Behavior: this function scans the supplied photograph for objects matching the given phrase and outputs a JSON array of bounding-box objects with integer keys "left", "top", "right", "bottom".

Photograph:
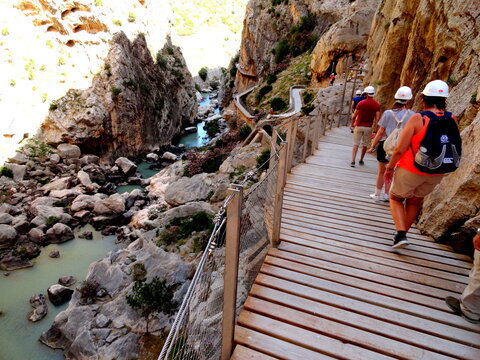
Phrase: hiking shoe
[
  {"left": 359, "top": 160, "right": 364, "bottom": 165},
  {"left": 392, "top": 232, "right": 409, "bottom": 249},
  {"left": 350, "top": 162, "right": 355, "bottom": 167},
  {"left": 445, "top": 296, "right": 480, "bottom": 324},
  {"left": 369, "top": 193, "right": 382, "bottom": 202},
  {"left": 383, "top": 193, "right": 390, "bottom": 202}
]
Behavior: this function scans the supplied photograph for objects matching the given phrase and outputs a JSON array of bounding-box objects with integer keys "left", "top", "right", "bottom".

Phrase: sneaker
[
  {"left": 350, "top": 162, "right": 355, "bottom": 167},
  {"left": 445, "top": 296, "right": 480, "bottom": 324},
  {"left": 383, "top": 193, "right": 390, "bottom": 202},
  {"left": 369, "top": 193, "right": 382, "bottom": 202},
  {"left": 359, "top": 160, "right": 364, "bottom": 165},
  {"left": 392, "top": 232, "right": 409, "bottom": 249}
]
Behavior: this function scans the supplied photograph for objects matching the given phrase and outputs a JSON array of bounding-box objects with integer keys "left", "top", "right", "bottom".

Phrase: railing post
[
  {"left": 302, "top": 116, "right": 311, "bottom": 162},
  {"left": 311, "top": 112, "right": 320, "bottom": 155},
  {"left": 287, "top": 119, "right": 298, "bottom": 173},
  {"left": 269, "top": 127, "right": 278, "bottom": 171},
  {"left": 322, "top": 109, "right": 327, "bottom": 136},
  {"left": 221, "top": 186, "right": 243, "bottom": 360},
  {"left": 272, "top": 142, "right": 288, "bottom": 247}
]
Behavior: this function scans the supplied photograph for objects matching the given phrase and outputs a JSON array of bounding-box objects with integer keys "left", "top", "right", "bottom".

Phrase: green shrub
[
  {"left": 112, "top": 19, "right": 122, "bottom": 26},
  {"left": 257, "top": 85, "right": 273, "bottom": 99},
  {"left": 128, "top": 12, "right": 136, "bottom": 23},
  {"left": 302, "top": 90, "right": 314, "bottom": 104},
  {"left": 274, "top": 40, "right": 290, "bottom": 63},
  {"left": 104, "top": 63, "right": 112, "bottom": 76},
  {"left": 78, "top": 280, "right": 99, "bottom": 304},
  {"left": 157, "top": 227, "right": 180, "bottom": 246},
  {"left": 166, "top": 47, "right": 174, "bottom": 55},
  {"left": 229, "top": 65, "right": 237, "bottom": 77},
  {"left": 1, "top": 28, "right": 9, "bottom": 36},
  {"left": 139, "top": 82, "right": 151, "bottom": 96},
  {"left": 111, "top": 86, "right": 122, "bottom": 96},
  {"left": 198, "top": 67, "right": 208, "bottom": 81},
  {"left": 238, "top": 124, "right": 252, "bottom": 140},
  {"left": 132, "top": 263, "right": 147, "bottom": 280},
  {"left": 58, "top": 57, "right": 65, "bottom": 66},
  {"left": 256, "top": 149, "right": 271, "bottom": 170},
  {"left": 94, "top": 0, "right": 103, "bottom": 6},
  {"left": 209, "top": 80, "right": 219, "bottom": 91},
  {"left": 10, "top": 79, "right": 16, "bottom": 87},
  {"left": 204, "top": 119, "right": 220, "bottom": 137},
  {"left": 156, "top": 53, "right": 167, "bottom": 68},
  {"left": 42, "top": 93, "right": 48, "bottom": 103},
  {"left": 266, "top": 73, "right": 277, "bottom": 84},
  {"left": 123, "top": 79, "right": 137, "bottom": 91},
  {"left": 447, "top": 77, "right": 457, "bottom": 86},
  {"left": 301, "top": 104, "right": 315, "bottom": 115},
  {"left": 46, "top": 40, "right": 53, "bottom": 48},
  {"left": 171, "top": 69, "right": 184, "bottom": 83},
  {"left": 46, "top": 216, "right": 59, "bottom": 227},
  {"left": 270, "top": 97, "right": 287, "bottom": 111},
  {"left": 49, "top": 100, "right": 58, "bottom": 111},
  {"left": 23, "top": 139, "right": 55, "bottom": 158},
  {"left": 471, "top": 92, "right": 478, "bottom": 105},
  {"left": 0, "top": 167, "right": 13, "bottom": 178}
]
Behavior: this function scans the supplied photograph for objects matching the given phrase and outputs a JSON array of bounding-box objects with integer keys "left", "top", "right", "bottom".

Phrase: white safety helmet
[
  {"left": 364, "top": 86, "right": 375, "bottom": 96},
  {"left": 394, "top": 86, "right": 413, "bottom": 102},
  {"left": 421, "top": 80, "right": 449, "bottom": 97},
  {"left": 355, "top": 90, "right": 362, "bottom": 96}
]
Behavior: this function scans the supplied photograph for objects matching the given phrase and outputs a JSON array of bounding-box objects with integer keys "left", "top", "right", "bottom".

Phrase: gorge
[{"left": 0, "top": 0, "right": 479, "bottom": 359}]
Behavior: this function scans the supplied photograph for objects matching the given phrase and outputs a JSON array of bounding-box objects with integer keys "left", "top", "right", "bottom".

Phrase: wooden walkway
[{"left": 231, "top": 127, "right": 480, "bottom": 360}]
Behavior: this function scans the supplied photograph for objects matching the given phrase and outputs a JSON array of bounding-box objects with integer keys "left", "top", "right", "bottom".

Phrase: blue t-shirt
[{"left": 352, "top": 96, "right": 364, "bottom": 110}]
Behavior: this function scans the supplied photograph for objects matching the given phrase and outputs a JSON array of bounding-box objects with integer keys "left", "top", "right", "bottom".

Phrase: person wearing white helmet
[
  {"left": 384, "top": 79, "right": 459, "bottom": 249},
  {"left": 350, "top": 85, "right": 380, "bottom": 167},
  {"left": 367, "top": 86, "right": 415, "bottom": 202},
  {"left": 329, "top": 72, "right": 336, "bottom": 86},
  {"left": 350, "top": 89, "right": 365, "bottom": 113}
]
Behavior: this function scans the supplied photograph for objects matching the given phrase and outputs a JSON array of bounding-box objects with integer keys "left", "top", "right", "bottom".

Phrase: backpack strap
[{"left": 390, "top": 110, "right": 409, "bottom": 128}]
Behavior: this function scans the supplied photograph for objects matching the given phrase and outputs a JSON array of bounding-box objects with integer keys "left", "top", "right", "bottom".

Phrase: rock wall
[
  {"left": 364, "top": 0, "right": 480, "bottom": 251},
  {"left": 39, "top": 33, "right": 197, "bottom": 160}
]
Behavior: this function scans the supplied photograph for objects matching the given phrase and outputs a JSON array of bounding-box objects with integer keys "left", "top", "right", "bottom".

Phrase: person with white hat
[
  {"left": 367, "top": 86, "right": 415, "bottom": 201},
  {"left": 350, "top": 89, "right": 365, "bottom": 114},
  {"left": 350, "top": 85, "right": 380, "bottom": 167},
  {"left": 384, "top": 80, "right": 460, "bottom": 249}
]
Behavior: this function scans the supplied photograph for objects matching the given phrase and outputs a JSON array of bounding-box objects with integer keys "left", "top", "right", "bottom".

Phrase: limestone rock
[
  {"left": 146, "top": 153, "right": 159, "bottom": 162},
  {"left": 0, "top": 224, "right": 17, "bottom": 249},
  {"left": 80, "top": 155, "right": 100, "bottom": 166},
  {"left": 28, "top": 293, "right": 48, "bottom": 322},
  {"left": 28, "top": 228, "right": 45, "bottom": 243},
  {"left": 41, "top": 177, "right": 71, "bottom": 192},
  {"left": 161, "top": 152, "right": 178, "bottom": 161},
  {"left": 49, "top": 189, "right": 82, "bottom": 199},
  {"left": 71, "top": 194, "right": 107, "bottom": 212},
  {"left": 219, "top": 142, "right": 264, "bottom": 174},
  {"left": 57, "top": 144, "right": 81, "bottom": 160},
  {"left": 49, "top": 250, "right": 60, "bottom": 258},
  {"left": 50, "top": 154, "right": 61, "bottom": 163},
  {"left": 115, "top": 157, "right": 137, "bottom": 175},
  {"left": 46, "top": 223, "right": 74, "bottom": 243},
  {"left": 0, "top": 213, "right": 14, "bottom": 224},
  {"left": 93, "top": 195, "right": 126, "bottom": 215},
  {"left": 164, "top": 173, "right": 229, "bottom": 206},
  {"left": 8, "top": 153, "right": 28, "bottom": 165},
  {"left": 47, "top": 284, "right": 74, "bottom": 306},
  {"left": 59, "top": 276, "right": 77, "bottom": 287},
  {"left": 31, "top": 205, "right": 71, "bottom": 227},
  {"left": 4, "top": 163, "right": 27, "bottom": 181},
  {"left": 146, "top": 161, "right": 185, "bottom": 201}
]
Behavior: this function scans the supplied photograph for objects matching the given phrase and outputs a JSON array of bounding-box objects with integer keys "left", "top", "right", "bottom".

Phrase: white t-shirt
[{"left": 378, "top": 109, "right": 415, "bottom": 140}]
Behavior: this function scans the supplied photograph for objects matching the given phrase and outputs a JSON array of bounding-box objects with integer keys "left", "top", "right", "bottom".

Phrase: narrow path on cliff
[{"left": 232, "top": 127, "right": 480, "bottom": 360}]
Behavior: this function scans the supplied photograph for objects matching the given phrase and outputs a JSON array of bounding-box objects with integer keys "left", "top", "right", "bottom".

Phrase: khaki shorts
[
  {"left": 391, "top": 167, "right": 444, "bottom": 198},
  {"left": 353, "top": 126, "right": 372, "bottom": 146}
]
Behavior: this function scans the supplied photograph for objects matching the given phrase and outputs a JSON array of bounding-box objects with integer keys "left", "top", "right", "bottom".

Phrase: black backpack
[{"left": 413, "top": 111, "right": 462, "bottom": 174}]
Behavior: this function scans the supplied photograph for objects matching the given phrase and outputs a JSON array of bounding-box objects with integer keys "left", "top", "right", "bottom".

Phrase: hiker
[
  {"left": 445, "top": 230, "right": 480, "bottom": 324},
  {"left": 367, "top": 86, "right": 415, "bottom": 202},
  {"left": 350, "top": 86, "right": 380, "bottom": 167},
  {"left": 329, "top": 73, "right": 336, "bottom": 86},
  {"left": 351, "top": 90, "right": 365, "bottom": 114},
  {"left": 384, "top": 80, "right": 461, "bottom": 249}
]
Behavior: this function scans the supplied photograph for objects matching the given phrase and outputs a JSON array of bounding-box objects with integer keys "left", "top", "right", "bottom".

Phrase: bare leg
[
  {"left": 376, "top": 162, "right": 386, "bottom": 190},
  {"left": 351, "top": 145, "right": 359, "bottom": 163},
  {"left": 359, "top": 146, "right": 368, "bottom": 162},
  {"left": 389, "top": 194, "right": 407, "bottom": 231},
  {"left": 405, "top": 196, "right": 423, "bottom": 231}
]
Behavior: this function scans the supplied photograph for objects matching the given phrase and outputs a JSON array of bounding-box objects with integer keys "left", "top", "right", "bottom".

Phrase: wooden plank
[
  {"left": 248, "top": 285, "right": 480, "bottom": 358},
  {"left": 281, "top": 227, "right": 472, "bottom": 270},
  {"left": 259, "top": 263, "right": 480, "bottom": 332},
  {"left": 237, "top": 312, "right": 392, "bottom": 360},
  {"left": 280, "top": 231, "right": 471, "bottom": 275},
  {"left": 264, "top": 253, "right": 455, "bottom": 308},
  {"left": 277, "top": 241, "right": 467, "bottom": 291},
  {"left": 231, "top": 345, "right": 279, "bottom": 360},
  {"left": 244, "top": 297, "right": 455, "bottom": 360}
]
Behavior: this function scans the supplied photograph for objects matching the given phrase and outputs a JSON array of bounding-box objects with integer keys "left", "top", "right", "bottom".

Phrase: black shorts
[{"left": 377, "top": 140, "right": 389, "bottom": 163}]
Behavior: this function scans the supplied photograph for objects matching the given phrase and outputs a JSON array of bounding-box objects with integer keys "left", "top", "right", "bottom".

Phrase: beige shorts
[
  {"left": 391, "top": 167, "right": 444, "bottom": 198},
  {"left": 353, "top": 126, "right": 372, "bottom": 146}
]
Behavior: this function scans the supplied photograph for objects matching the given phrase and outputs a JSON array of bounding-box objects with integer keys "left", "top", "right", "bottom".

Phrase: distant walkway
[
  {"left": 236, "top": 64, "right": 257, "bottom": 78},
  {"left": 232, "top": 127, "right": 480, "bottom": 359}
]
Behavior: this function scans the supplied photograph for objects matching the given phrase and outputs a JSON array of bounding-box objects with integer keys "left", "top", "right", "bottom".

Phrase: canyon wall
[{"left": 1, "top": 0, "right": 197, "bottom": 160}]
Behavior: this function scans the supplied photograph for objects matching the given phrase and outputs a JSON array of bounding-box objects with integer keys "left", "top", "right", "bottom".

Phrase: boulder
[
  {"left": 93, "top": 195, "right": 126, "bottom": 215},
  {"left": 49, "top": 189, "right": 82, "bottom": 199},
  {"left": 49, "top": 154, "right": 61, "bottom": 163},
  {"left": 46, "top": 223, "right": 74, "bottom": 243},
  {"left": 73, "top": 210, "right": 90, "bottom": 220},
  {"left": 77, "top": 170, "right": 97, "bottom": 191},
  {"left": 95, "top": 314, "right": 111, "bottom": 328},
  {"left": 47, "top": 284, "right": 74, "bottom": 306},
  {"left": 49, "top": 250, "right": 60, "bottom": 258},
  {"left": 80, "top": 155, "right": 100, "bottom": 166},
  {"left": 58, "top": 276, "right": 77, "bottom": 287},
  {"left": 78, "top": 231, "right": 93, "bottom": 240},
  {"left": 41, "top": 177, "right": 71, "bottom": 192},
  {"left": 30, "top": 197, "right": 61, "bottom": 211},
  {"left": 184, "top": 126, "right": 197, "bottom": 134},
  {"left": 4, "top": 163, "right": 26, "bottom": 181},
  {"left": 8, "top": 152, "right": 28, "bottom": 165},
  {"left": 28, "top": 227, "right": 45, "bottom": 243},
  {"left": 71, "top": 194, "right": 106, "bottom": 212},
  {"left": 31, "top": 206, "right": 71, "bottom": 227},
  {"left": 0, "top": 224, "right": 17, "bottom": 249},
  {"left": 146, "top": 153, "right": 159, "bottom": 162},
  {"left": 0, "top": 213, "right": 14, "bottom": 224},
  {"left": 115, "top": 157, "right": 137, "bottom": 175},
  {"left": 219, "top": 142, "right": 264, "bottom": 174},
  {"left": 57, "top": 144, "right": 81, "bottom": 160},
  {"left": 28, "top": 293, "right": 48, "bottom": 322},
  {"left": 161, "top": 152, "right": 178, "bottom": 161},
  {"left": 12, "top": 215, "right": 29, "bottom": 234},
  {"left": 0, "top": 203, "right": 20, "bottom": 215}
]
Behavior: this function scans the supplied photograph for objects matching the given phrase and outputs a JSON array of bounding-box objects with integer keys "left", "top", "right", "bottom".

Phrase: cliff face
[
  {"left": 1, "top": 0, "right": 197, "bottom": 160},
  {"left": 236, "top": 0, "right": 349, "bottom": 91},
  {"left": 39, "top": 33, "right": 197, "bottom": 159}
]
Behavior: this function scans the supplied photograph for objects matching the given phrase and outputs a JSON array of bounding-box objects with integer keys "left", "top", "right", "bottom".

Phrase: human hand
[
  {"left": 384, "top": 167, "right": 394, "bottom": 183},
  {"left": 350, "top": 126, "right": 354, "bottom": 133},
  {"left": 367, "top": 147, "right": 375, "bottom": 154}
]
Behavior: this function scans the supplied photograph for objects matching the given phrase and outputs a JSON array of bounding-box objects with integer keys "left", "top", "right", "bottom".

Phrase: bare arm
[
  {"left": 369, "top": 127, "right": 386, "bottom": 151},
  {"left": 351, "top": 108, "right": 359, "bottom": 127}
]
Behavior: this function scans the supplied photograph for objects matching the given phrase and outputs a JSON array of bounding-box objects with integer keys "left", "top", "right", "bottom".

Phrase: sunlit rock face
[
  {"left": 236, "top": 0, "right": 350, "bottom": 91},
  {"left": 1, "top": 0, "right": 196, "bottom": 160}
]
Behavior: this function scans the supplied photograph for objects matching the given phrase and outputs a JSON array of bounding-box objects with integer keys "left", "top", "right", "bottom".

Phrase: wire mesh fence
[{"left": 158, "top": 149, "right": 281, "bottom": 360}]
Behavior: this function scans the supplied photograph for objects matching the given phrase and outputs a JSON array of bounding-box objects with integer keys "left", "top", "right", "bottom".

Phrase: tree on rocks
[{"left": 126, "top": 277, "right": 177, "bottom": 334}]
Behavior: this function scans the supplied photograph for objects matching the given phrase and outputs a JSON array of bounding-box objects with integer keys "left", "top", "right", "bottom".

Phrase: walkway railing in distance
[{"left": 158, "top": 107, "right": 329, "bottom": 360}]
